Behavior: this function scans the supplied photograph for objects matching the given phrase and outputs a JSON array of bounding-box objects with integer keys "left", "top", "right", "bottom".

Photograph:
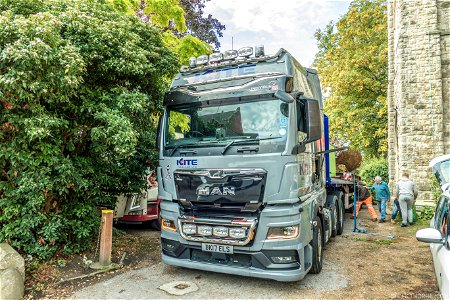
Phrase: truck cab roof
[{"left": 165, "top": 48, "right": 323, "bottom": 108}]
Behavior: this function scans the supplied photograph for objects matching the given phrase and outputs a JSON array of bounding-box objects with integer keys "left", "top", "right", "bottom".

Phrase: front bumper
[{"left": 161, "top": 237, "right": 310, "bottom": 282}]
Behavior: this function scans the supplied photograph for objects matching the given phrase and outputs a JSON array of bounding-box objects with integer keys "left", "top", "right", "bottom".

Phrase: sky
[{"left": 203, "top": 0, "right": 351, "bottom": 68}]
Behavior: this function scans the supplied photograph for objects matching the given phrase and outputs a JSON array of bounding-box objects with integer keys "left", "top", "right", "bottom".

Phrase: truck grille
[{"left": 177, "top": 217, "right": 257, "bottom": 246}]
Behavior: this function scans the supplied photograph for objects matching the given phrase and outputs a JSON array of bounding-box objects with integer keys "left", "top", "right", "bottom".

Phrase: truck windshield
[{"left": 164, "top": 99, "right": 289, "bottom": 149}]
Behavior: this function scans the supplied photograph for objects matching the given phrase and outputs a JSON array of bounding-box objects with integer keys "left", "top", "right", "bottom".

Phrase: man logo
[{"left": 197, "top": 186, "right": 235, "bottom": 196}]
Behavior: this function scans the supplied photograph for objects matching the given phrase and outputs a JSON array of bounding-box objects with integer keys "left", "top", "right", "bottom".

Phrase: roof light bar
[
  {"left": 255, "top": 45, "right": 265, "bottom": 57},
  {"left": 238, "top": 46, "right": 253, "bottom": 58},
  {"left": 196, "top": 55, "right": 209, "bottom": 65},
  {"left": 189, "top": 57, "right": 196, "bottom": 68},
  {"left": 223, "top": 50, "right": 238, "bottom": 60},
  {"left": 209, "top": 52, "right": 223, "bottom": 63}
]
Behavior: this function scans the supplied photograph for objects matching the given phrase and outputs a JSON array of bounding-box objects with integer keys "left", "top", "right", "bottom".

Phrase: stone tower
[{"left": 388, "top": 0, "right": 450, "bottom": 204}]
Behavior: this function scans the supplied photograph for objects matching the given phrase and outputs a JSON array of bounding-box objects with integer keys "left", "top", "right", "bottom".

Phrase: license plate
[{"left": 202, "top": 243, "right": 233, "bottom": 254}]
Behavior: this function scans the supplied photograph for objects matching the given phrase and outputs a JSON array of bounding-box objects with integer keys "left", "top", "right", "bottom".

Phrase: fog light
[
  {"left": 213, "top": 226, "right": 228, "bottom": 237},
  {"left": 196, "top": 55, "right": 209, "bottom": 65},
  {"left": 127, "top": 210, "right": 142, "bottom": 216},
  {"left": 223, "top": 50, "right": 238, "bottom": 60},
  {"left": 271, "top": 256, "right": 296, "bottom": 264},
  {"left": 229, "top": 227, "right": 246, "bottom": 239},
  {"left": 267, "top": 225, "right": 299, "bottom": 240},
  {"left": 161, "top": 218, "right": 177, "bottom": 232},
  {"left": 238, "top": 46, "right": 253, "bottom": 57},
  {"left": 255, "top": 45, "right": 265, "bottom": 57},
  {"left": 189, "top": 57, "right": 196, "bottom": 68},
  {"left": 209, "top": 52, "right": 223, "bottom": 63},
  {"left": 182, "top": 223, "right": 196, "bottom": 235},
  {"left": 197, "top": 225, "right": 212, "bottom": 236}
]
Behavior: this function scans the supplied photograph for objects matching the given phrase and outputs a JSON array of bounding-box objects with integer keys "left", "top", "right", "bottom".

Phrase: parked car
[{"left": 416, "top": 154, "right": 450, "bottom": 299}]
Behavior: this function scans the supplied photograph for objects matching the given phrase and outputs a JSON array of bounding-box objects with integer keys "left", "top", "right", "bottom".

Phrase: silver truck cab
[{"left": 157, "top": 47, "right": 331, "bottom": 281}]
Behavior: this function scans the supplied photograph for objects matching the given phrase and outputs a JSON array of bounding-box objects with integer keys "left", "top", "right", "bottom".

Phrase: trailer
[{"left": 157, "top": 47, "right": 355, "bottom": 281}]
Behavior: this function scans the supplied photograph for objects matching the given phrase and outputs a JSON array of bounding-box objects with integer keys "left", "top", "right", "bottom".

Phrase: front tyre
[{"left": 309, "top": 216, "right": 323, "bottom": 274}]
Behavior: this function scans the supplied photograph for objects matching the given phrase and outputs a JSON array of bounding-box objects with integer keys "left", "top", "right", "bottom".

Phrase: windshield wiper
[
  {"left": 221, "top": 136, "right": 282, "bottom": 155},
  {"left": 169, "top": 141, "right": 222, "bottom": 156}
]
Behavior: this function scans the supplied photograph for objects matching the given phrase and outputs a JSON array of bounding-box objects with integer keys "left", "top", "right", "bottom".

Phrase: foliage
[
  {"left": 358, "top": 157, "right": 389, "bottom": 185},
  {"left": 314, "top": 0, "right": 387, "bottom": 157},
  {"left": 179, "top": 0, "right": 225, "bottom": 50},
  {"left": 417, "top": 206, "right": 435, "bottom": 221},
  {"left": 0, "top": 0, "right": 178, "bottom": 259}
]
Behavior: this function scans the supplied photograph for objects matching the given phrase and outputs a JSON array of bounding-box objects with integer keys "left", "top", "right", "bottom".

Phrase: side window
[
  {"left": 434, "top": 196, "right": 446, "bottom": 229},
  {"left": 435, "top": 196, "right": 449, "bottom": 235}
]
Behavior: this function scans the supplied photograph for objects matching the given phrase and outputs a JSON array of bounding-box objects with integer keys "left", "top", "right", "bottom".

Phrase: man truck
[{"left": 156, "top": 47, "right": 354, "bottom": 281}]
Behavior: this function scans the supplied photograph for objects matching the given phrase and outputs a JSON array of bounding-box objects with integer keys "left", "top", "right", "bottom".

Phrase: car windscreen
[{"left": 164, "top": 98, "right": 289, "bottom": 150}]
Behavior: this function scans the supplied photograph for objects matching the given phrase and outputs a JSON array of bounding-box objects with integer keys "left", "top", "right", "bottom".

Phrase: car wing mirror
[{"left": 416, "top": 228, "right": 445, "bottom": 244}]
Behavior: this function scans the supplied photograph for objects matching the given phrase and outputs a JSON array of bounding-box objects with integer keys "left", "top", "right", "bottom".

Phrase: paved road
[{"left": 72, "top": 259, "right": 348, "bottom": 299}]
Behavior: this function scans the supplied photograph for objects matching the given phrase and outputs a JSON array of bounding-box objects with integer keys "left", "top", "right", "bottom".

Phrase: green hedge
[
  {"left": 0, "top": 0, "right": 178, "bottom": 259},
  {"left": 359, "top": 157, "right": 389, "bottom": 185}
]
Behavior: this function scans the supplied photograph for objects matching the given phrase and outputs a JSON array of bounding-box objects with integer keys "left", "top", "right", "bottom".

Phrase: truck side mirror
[{"left": 303, "top": 99, "right": 321, "bottom": 143}]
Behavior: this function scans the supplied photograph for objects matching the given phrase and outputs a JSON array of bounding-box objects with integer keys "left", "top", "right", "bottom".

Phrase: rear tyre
[
  {"left": 331, "top": 197, "right": 338, "bottom": 237},
  {"left": 335, "top": 193, "right": 345, "bottom": 235},
  {"left": 152, "top": 208, "right": 161, "bottom": 231},
  {"left": 310, "top": 216, "right": 323, "bottom": 274}
]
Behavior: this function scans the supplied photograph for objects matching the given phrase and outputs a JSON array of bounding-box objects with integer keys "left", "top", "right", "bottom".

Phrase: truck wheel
[
  {"left": 331, "top": 197, "right": 338, "bottom": 237},
  {"left": 335, "top": 192, "right": 345, "bottom": 235},
  {"left": 152, "top": 209, "right": 161, "bottom": 231},
  {"left": 310, "top": 216, "right": 323, "bottom": 274}
]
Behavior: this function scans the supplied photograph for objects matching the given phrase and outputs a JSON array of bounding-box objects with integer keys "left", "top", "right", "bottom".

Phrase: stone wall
[{"left": 388, "top": 0, "right": 450, "bottom": 205}]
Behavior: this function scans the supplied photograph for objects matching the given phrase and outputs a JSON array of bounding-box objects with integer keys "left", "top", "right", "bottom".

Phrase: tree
[
  {"left": 0, "top": 0, "right": 178, "bottom": 259},
  {"left": 179, "top": 0, "right": 225, "bottom": 50},
  {"left": 314, "top": 0, "right": 387, "bottom": 157}
]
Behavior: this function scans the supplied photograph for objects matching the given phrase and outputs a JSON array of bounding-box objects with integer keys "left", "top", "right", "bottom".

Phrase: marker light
[
  {"left": 180, "top": 65, "right": 190, "bottom": 72},
  {"left": 223, "top": 50, "right": 238, "bottom": 60},
  {"left": 189, "top": 57, "right": 196, "bottom": 68},
  {"left": 238, "top": 46, "right": 253, "bottom": 57},
  {"left": 255, "top": 45, "right": 265, "bottom": 57},
  {"left": 196, "top": 55, "right": 209, "bottom": 65},
  {"left": 209, "top": 52, "right": 223, "bottom": 63},
  {"left": 267, "top": 225, "right": 299, "bottom": 240}
]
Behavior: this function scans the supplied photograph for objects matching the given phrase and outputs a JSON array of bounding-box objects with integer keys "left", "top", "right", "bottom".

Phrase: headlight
[
  {"left": 182, "top": 223, "right": 196, "bottom": 235},
  {"left": 229, "top": 227, "right": 246, "bottom": 239},
  {"left": 161, "top": 218, "right": 177, "bottom": 232},
  {"left": 197, "top": 225, "right": 213, "bottom": 236},
  {"left": 213, "top": 226, "right": 228, "bottom": 237},
  {"left": 267, "top": 225, "right": 299, "bottom": 240}
]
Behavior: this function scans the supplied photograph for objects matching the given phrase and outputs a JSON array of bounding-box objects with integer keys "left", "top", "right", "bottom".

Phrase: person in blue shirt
[{"left": 370, "top": 176, "right": 391, "bottom": 223}]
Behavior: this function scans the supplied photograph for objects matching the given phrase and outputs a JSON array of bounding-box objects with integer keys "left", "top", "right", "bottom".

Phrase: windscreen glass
[{"left": 164, "top": 99, "right": 289, "bottom": 149}]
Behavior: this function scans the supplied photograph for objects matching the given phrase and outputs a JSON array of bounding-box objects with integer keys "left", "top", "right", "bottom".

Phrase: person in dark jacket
[{"left": 354, "top": 185, "right": 378, "bottom": 222}]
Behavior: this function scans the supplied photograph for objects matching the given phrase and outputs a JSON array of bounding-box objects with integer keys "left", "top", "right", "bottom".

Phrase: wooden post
[{"left": 99, "top": 209, "right": 113, "bottom": 266}]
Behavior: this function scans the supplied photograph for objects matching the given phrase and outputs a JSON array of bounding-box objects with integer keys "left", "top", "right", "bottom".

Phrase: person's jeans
[
  {"left": 377, "top": 199, "right": 387, "bottom": 220},
  {"left": 392, "top": 199, "right": 401, "bottom": 220}
]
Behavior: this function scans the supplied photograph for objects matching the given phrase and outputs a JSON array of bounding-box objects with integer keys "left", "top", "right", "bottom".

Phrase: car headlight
[
  {"left": 267, "top": 225, "right": 299, "bottom": 240},
  {"left": 182, "top": 223, "right": 196, "bottom": 235},
  {"left": 229, "top": 227, "right": 246, "bottom": 239}
]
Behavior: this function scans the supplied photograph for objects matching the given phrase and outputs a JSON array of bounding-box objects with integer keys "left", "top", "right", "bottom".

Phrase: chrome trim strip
[{"left": 177, "top": 218, "right": 257, "bottom": 246}]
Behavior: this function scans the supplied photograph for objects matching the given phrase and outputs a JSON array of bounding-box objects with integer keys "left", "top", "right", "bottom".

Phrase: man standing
[
  {"left": 397, "top": 172, "right": 418, "bottom": 227},
  {"left": 370, "top": 176, "right": 391, "bottom": 223},
  {"left": 355, "top": 185, "right": 378, "bottom": 222}
]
